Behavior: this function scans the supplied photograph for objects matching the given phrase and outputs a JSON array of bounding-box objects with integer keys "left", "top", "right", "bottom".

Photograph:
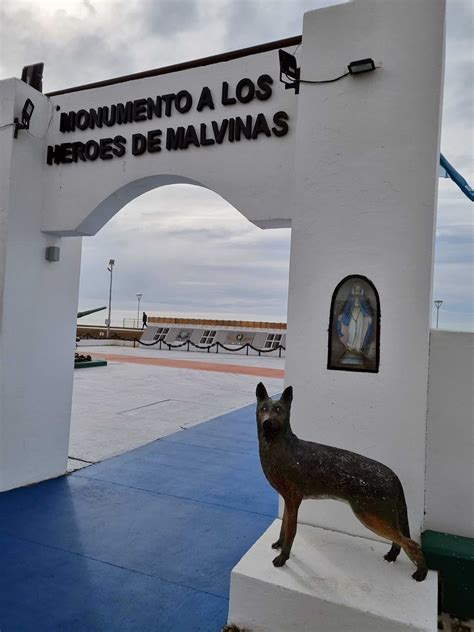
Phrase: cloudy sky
[{"left": 1, "top": 0, "right": 472, "bottom": 329}]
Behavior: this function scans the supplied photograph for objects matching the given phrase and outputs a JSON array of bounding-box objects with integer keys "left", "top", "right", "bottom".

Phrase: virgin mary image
[{"left": 336, "top": 284, "right": 374, "bottom": 366}]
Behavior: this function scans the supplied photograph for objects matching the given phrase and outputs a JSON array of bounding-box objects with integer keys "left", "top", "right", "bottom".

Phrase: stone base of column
[{"left": 228, "top": 519, "right": 437, "bottom": 632}]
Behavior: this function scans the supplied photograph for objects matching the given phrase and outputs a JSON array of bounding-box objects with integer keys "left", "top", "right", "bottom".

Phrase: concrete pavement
[{"left": 69, "top": 345, "right": 284, "bottom": 469}]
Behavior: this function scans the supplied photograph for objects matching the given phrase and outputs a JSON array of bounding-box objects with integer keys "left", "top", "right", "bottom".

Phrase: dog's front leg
[
  {"left": 272, "top": 501, "right": 287, "bottom": 549},
  {"left": 273, "top": 497, "right": 301, "bottom": 567}
]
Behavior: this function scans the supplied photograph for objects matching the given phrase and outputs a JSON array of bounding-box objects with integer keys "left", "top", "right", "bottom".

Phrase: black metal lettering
[
  {"left": 236, "top": 78, "right": 255, "bottom": 104},
  {"left": 252, "top": 113, "right": 271, "bottom": 139},
  {"left": 211, "top": 119, "right": 228, "bottom": 144},
  {"left": 116, "top": 102, "right": 133, "bottom": 125},
  {"left": 197, "top": 86, "right": 215, "bottom": 112},
  {"left": 166, "top": 127, "right": 185, "bottom": 150},
  {"left": 62, "top": 143, "right": 73, "bottom": 163},
  {"left": 72, "top": 142, "right": 86, "bottom": 162},
  {"left": 112, "top": 135, "right": 126, "bottom": 157},
  {"left": 175, "top": 90, "right": 192, "bottom": 114},
  {"left": 256, "top": 74, "right": 273, "bottom": 101},
  {"left": 228, "top": 117, "right": 235, "bottom": 142},
  {"left": 200, "top": 123, "right": 215, "bottom": 146},
  {"left": 221, "top": 82, "right": 236, "bottom": 106},
  {"left": 46, "top": 144, "right": 64, "bottom": 165},
  {"left": 76, "top": 109, "right": 90, "bottom": 130},
  {"left": 84, "top": 140, "right": 100, "bottom": 160},
  {"left": 89, "top": 108, "right": 103, "bottom": 130},
  {"left": 99, "top": 138, "right": 114, "bottom": 159},
  {"left": 272, "top": 111, "right": 289, "bottom": 137},
  {"left": 235, "top": 115, "right": 253, "bottom": 141},
  {"left": 162, "top": 94, "right": 176, "bottom": 117},
  {"left": 59, "top": 111, "right": 75, "bottom": 133},
  {"left": 102, "top": 105, "right": 116, "bottom": 127},
  {"left": 147, "top": 129, "right": 162, "bottom": 153},
  {"left": 133, "top": 99, "right": 147, "bottom": 122},
  {"left": 132, "top": 133, "right": 147, "bottom": 155},
  {"left": 183, "top": 125, "right": 200, "bottom": 148},
  {"left": 147, "top": 96, "right": 162, "bottom": 119}
]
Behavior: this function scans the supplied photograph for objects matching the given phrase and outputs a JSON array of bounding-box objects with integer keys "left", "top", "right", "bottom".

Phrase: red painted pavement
[{"left": 91, "top": 352, "right": 285, "bottom": 379}]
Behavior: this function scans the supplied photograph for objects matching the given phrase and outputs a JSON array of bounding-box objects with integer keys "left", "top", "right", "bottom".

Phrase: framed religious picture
[{"left": 327, "top": 275, "right": 380, "bottom": 372}]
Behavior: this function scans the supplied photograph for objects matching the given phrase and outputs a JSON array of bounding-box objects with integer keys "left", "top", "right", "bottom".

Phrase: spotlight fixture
[
  {"left": 278, "top": 49, "right": 300, "bottom": 94},
  {"left": 278, "top": 51, "right": 377, "bottom": 93},
  {"left": 14, "top": 98, "right": 35, "bottom": 138},
  {"left": 21, "top": 62, "right": 44, "bottom": 92},
  {"left": 347, "top": 58, "right": 376, "bottom": 75}
]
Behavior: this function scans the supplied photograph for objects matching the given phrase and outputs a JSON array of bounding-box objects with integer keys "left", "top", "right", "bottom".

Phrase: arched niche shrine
[{"left": 328, "top": 275, "right": 380, "bottom": 373}]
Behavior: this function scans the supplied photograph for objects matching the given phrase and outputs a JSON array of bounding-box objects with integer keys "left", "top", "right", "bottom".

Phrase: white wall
[
  {"left": 285, "top": 0, "right": 445, "bottom": 539},
  {"left": 425, "top": 330, "right": 474, "bottom": 538},
  {"left": 0, "top": 80, "right": 82, "bottom": 491}
]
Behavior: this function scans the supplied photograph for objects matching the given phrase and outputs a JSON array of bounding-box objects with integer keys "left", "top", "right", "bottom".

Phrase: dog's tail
[{"left": 397, "top": 481, "right": 410, "bottom": 539}]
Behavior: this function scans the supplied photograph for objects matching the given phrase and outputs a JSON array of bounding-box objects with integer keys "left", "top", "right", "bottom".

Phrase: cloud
[
  {"left": 138, "top": 0, "right": 200, "bottom": 37},
  {"left": 221, "top": 0, "right": 328, "bottom": 48},
  {"left": 78, "top": 184, "right": 291, "bottom": 320},
  {"left": 82, "top": 0, "right": 96, "bottom": 15},
  {"left": 0, "top": 0, "right": 344, "bottom": 93},
  {"left": 0, "top": 0, "right": 135, "bottom": 90}
]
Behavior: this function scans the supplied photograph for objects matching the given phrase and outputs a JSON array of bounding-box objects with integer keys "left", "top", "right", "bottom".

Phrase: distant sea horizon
[
  {"left": 77, "top": 306, "right": 473, "bottom": 333},
  {"left": 78, "top": 308, "right": 289, "bottom": 328}
]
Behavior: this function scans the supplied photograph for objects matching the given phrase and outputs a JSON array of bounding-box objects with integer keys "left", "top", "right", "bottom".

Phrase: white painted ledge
[{"left": 228, "top": 520, "right": 437, "bottom": 632}]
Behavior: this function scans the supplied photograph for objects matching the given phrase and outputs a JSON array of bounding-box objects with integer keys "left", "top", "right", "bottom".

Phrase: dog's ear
[
  {"left": 256, "top": 382, "right": 269, "bottom": 401},
  {"left": 281, "top": 386, "right": 293, "bottom": 406}
]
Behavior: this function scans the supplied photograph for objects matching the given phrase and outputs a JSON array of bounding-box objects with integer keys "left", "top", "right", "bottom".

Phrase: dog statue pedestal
[{"left": 228, "top": 520, "right": 437, "bottom": 632}]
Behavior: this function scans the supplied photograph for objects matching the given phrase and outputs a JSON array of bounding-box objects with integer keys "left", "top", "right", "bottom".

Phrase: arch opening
[
  {"left": 75, "top": 174, "right": 242, "bottom": 237},
  {"left": 73, "top": 182, "right": 290, "bottom": 468}
]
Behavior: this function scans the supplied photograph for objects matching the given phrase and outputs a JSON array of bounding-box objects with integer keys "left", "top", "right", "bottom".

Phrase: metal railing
[{"left": 122, "top": 318, "right": 141, "bottom": 329}]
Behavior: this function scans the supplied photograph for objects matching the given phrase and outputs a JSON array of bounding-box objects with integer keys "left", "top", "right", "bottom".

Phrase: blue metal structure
[{"left": 439, "top": 154, "right": 474, "bottom": 202}]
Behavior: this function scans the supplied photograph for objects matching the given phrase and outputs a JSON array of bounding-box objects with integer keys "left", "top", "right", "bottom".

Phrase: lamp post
[
  {"left": 434, "top": 300, "right": 443, "bottom": 328},
  {"left": 136, "top": 293, "right": 143, "bottom": 329},
  {"left": 106, "top": 259, "right": 115, "bottom": 338}
]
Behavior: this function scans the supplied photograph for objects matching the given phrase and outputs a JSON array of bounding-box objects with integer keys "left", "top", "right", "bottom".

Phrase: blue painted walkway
[{"left": 0, "top": 403, "right": 277, "bottom": 632}]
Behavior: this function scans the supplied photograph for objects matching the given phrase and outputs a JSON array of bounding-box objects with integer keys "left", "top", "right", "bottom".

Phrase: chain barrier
[
  {"left": 78, "top": 332, "right": 285, "bottom": 356},
  {"left": 136, "top": 338, "right": 285, "bottom": 356}
]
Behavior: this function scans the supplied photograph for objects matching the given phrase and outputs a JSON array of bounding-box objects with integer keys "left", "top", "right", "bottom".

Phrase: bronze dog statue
[{"left": 256, "top": 382, "right": 428, "bottom": 581}]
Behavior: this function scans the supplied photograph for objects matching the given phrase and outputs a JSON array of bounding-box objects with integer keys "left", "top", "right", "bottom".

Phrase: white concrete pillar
[
  {"left": 284, "top": 0, "right": 445, "bottom": 539},
  {"left": 0, "top": 79, "right": 82, "bottom": 491}
]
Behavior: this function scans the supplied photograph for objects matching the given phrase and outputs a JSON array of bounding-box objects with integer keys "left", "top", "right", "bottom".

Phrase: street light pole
[
  {"left": 434, "top": 300, "right": 443, "bottom": 328},
  {"left": 106, "top": 259, "right": 115, "bottom": 338},
  {"left": 136, "top": 293, "right": 143, "bottom": 328}
]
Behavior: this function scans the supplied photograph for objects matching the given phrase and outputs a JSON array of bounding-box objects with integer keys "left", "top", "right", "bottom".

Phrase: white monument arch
[{"left": 1, "top": 1, "right": 450, "bottom": 629}]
